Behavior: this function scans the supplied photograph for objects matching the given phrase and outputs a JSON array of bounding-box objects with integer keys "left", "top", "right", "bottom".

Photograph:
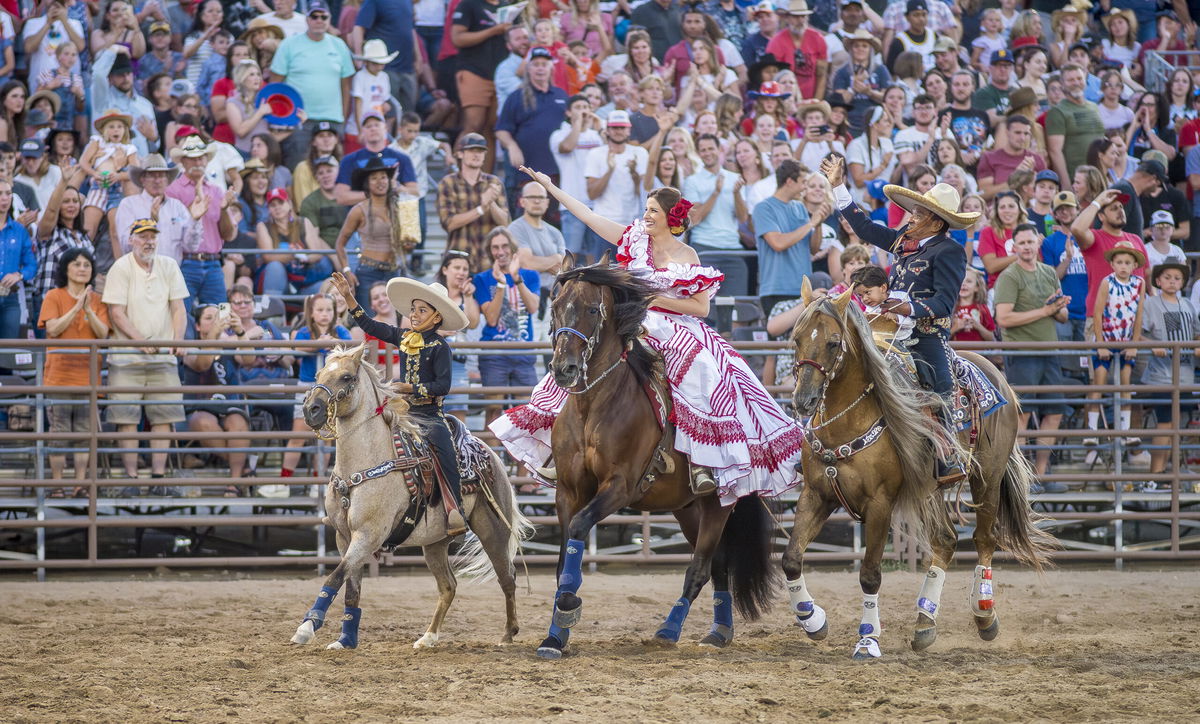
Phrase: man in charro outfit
[
  {"left": 331, "top": 271, "right": 473, "bottom": 535},
  {"left": 820, "top": 155, "right": 980, "bottom": 485}
]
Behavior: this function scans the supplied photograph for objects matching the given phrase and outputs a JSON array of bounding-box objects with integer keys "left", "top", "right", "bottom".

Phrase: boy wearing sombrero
[
  {"left": 822, "top": 155, "right": 978, "bottom": 485},
  {"left": 330, "top": 271, "right": 474, "bottom": 536}
]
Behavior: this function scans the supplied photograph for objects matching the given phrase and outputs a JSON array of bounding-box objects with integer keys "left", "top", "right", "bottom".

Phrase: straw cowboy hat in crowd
[
  {"left": 883, "top": 183, "right": 981, "bottom": 230},
  {"left": 1051, "top": 0, "right": 1090, "bottom": 36},
  {"left": 93, "top": 108, "right": 132, "bottom": 134},
  {"left": 354, "top": 39, "right": 400, "bottom": 65},
  {"left": 239, "top": 17, "right": 286, "bottom": 44},
  {"left": 1103, "top": 239, "right": 1147, "bottom": 268},
  {"left": 1101, "top": 7, "right": 1137, "bottom": 38},
  {"left": 386, "top": 279, "right": 470, "bottom": 332},
  {"left": 842, "top": 28, "right": 881, "bottom": 54},
  {"left": 797, "top": 99, "right": 831, "bottom": 119},
  {"left": 130, "top": 154, "right": 180, "bottom": 186},
  {"left": 170, "top": 135, "right": 216, "bottom": 161}
]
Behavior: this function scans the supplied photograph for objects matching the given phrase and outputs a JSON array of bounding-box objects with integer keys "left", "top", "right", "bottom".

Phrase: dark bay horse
[
  {"left": 535, "top": 259, "right": 777, "bottom": 659},
  {"left": 784, "top": 280, "right": 1056, "bottom": 659}
]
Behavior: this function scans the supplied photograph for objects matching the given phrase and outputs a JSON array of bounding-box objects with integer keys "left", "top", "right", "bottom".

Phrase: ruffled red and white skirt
[{"left": 490, "top": 308, "right": 803, "bottom": 505}]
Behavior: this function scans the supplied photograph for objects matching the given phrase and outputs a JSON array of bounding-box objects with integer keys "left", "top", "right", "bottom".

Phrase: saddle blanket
[{"left": 951, "top": 356, "right": 1007, "bottom": 430}]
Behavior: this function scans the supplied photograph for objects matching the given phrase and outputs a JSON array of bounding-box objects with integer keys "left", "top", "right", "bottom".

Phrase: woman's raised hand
[{"left": 519, "top": 166, "right": 552, "bottom": 189}]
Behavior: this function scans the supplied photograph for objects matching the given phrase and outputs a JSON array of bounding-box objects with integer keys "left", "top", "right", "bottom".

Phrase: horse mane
[
  {"left": 556, "top": 261, "right": 664, "bottom": 386},
  {"left": 327, "top": 344, "right": 420, "bottom": 437}
]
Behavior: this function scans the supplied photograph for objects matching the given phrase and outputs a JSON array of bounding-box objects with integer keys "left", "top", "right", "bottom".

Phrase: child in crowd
[
  {"left": 392, "top": 111, "right": 450, "bottom": 254},
  {"left": 529, "top": 18, "right": 570, "bottom": 87},
  {"left": 37, "top": 42, "right": 85, "bottom": 132},
  {"left": 79, "top": 110, "right": 139, "bottom": 238},
  {"left": 952, "top": 268, "right": 996, "bottom": 342},
  {"left": 1086, "top": 241, "right": 1146, "bottom": 446},
  {"left": 195, "top": 29, "right": 233, "bottom": 107},
  {"left": 347, "top": 39, "right": 397, "bottom": 152},
  {"left": 280, "top": 292, "right": 353, "bottom": 489},
  {"left": 971, "top": 9, "right": 1007, "bottom": 71},
  {"left": 1041, "top": 191, "right": 1089, "bottom": 342},
  {"left": 561, "top": 39, "right": 600, "bottom": 95},
  {"left": 854, "top": 264, "right": 915, "bottom": 344},
  {"left": 1144, "top": 210, "right": 1187, "bottom": 280},
  {"left": 826, "top": 244, "right": 871, "bottom": 310}
]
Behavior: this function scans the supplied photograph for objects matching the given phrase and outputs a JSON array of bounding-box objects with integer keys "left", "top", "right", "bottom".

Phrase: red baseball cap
[
  {"left": 174, "top": 124, "right": 199, "bottom": 139},
  {"left": 266, "top": 188, "right": 289, "bottom": 203}
]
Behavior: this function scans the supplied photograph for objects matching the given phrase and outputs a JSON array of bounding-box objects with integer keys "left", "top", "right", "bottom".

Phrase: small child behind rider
[
  {"left": 853, "top": 264, "right": 915, "bottom": 343},
  {"left": 952, "top": 268, "right": 996, "bottom": 342}
]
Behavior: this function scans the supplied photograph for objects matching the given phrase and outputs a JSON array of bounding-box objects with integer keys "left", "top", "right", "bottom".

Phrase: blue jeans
[
  {"left": 257, "top": 258, "right": 334, "bottom": 297},
  {"left": 560, "top": 209, "right": 587, "bottom": 257},
  {"left": 479, "top": 354, "right": 539, "bottom": 390},
  {"left": 353, "top": 261, "right": 404, "bottom": 312},
  {"left": 0, "top": 292, "right": 20, "bottom": 340},
  {"left": 180, "top": 259, "right": 226, "bottom": 314}
]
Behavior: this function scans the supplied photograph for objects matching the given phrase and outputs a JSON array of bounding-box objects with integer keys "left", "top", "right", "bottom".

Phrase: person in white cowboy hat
[
  {"left": 346, "top": 39, "right": 400, "bottom": 144},
  {"left": 329, "top": 270, "right": 475, "bottom": 536},
  {"left": 115, "top": 153, "right": 190, "bottom": 262},
  {"left": 822, "top": 154, "right": 981, "bottom": 485},
  {"left": 168, "top": 136, "right": 238, "bottom": 313}
]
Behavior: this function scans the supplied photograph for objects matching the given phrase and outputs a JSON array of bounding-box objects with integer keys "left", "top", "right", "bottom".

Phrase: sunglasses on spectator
[{"left": 309, "top": 12, "right": 329, "bottom": 19}]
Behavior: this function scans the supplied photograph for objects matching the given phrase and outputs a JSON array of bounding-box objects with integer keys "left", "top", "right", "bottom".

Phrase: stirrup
[
  {"left": 689, "top": 465, "right": 717, "bottom": 495},
  {"left": 936, "top": 457, "right": 966, "bottom": 487},
  {"left": 446, "top": 508, "right": 467, "bottom": 537},
  {"left": 536, "top": 463, "right": 558, "bottom": 480}
]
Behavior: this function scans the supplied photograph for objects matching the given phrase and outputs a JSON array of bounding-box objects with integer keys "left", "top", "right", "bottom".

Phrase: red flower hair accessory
[{"left": 667, "top": 198, "right": 694, "bottom": 235}]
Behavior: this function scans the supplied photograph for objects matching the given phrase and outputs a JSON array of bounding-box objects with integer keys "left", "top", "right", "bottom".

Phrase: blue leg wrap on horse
[
  {"left": 335, "top": 606, "right": 362, "bottom": 649},
  {"left": 709, "top": 591, "right": 734, "bottom": 641},
  {"left": 546, "top": 539, "right": 587, "bottom": 645},
  {"left": 655, "top": 597, "right": 692, "bottom": 642},
  {"left": 558, "top": 538, "right": 586, "bottom": 593},
  {"left": 304, "top": 585, "right": 339, "bottom": 630}
]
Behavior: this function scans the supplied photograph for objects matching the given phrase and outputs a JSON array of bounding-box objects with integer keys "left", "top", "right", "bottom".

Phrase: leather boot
[
  {"left": 932, "top": 406, "right": 966, "bottom": 487},
  {"left": 689, "top": 465, "right": 717, "bottom": 494}
]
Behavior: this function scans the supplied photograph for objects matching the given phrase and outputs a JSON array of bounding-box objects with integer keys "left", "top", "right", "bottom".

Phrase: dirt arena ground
[{"left": 2, "top": 567, "right": 1197, "bottom": 722}]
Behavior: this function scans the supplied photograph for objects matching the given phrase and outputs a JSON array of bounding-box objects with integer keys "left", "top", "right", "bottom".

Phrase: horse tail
[
  {"left": 718, "top": 494, "right": 780, "bottom": 621},
  {"left": 995, "top": 447, "right": 1059, "bottom": 572},
  {"left": 452, "top": 449, "right": 535, "bottom": 581}
]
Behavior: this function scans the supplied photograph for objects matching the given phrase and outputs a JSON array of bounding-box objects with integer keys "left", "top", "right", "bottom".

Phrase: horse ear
[
  {"left": 562, "top": 250, "right": 576, "bottom": 272},
  {"left": 354, "top": 342, "right": 370, "bottom": 365},
  {"left": 800, "top": 275, "right": 813, "bottom": 307},
  {"left": 833, "top": 285, "right": 855, "bottom": 313},
  {"left": 598, "top": 248, "right": 612, "bottom": 265}
]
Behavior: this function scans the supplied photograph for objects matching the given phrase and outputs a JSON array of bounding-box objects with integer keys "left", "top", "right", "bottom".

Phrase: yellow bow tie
[{"left": 399, "top": 330, "right": 425, "bottom": 356}]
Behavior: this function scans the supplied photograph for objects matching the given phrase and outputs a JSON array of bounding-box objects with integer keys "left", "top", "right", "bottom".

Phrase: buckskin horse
[
  {"left": 784, "top": 279, "right": 1056, "bottom": 659},
  {"left": 290, "top": 344, "right": 532, "bottom": 650},
  {"left": 531, "top": 259, "right": 777, "bottom": 659}
]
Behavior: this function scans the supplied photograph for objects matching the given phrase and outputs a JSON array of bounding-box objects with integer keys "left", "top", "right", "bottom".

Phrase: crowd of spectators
[{"left": 3, "top": 0, "right": 1200, "bottom": 496}]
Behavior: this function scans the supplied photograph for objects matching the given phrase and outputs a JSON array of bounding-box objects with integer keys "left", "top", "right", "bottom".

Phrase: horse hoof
[
  {"left": 803, "top": 619, "right": 829, "bottom": 641},
  {"left": 852, "top": 636, "right": 882, "bottom": 660},
  {"left": 911, "top": 626, "right": 937, "bottom": 652},
  {"left": 413, "top": 632, "right": 439, "bottom": 649},
  {"left": 291, "top": 620, "right": 315, "bottom": 645},
  {"left": 536, "top": 635, "right": 565, "bottom": 659},
  {"left": 976, "top": 614, "right": 1000, "bottom": 642},
  {"left": 698, "top": 633, "right": 731, "bottom": 649}
]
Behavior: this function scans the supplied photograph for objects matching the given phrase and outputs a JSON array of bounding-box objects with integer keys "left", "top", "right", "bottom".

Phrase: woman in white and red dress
[{"left": 489, "top": 167, "right": 803, "bottom": 505}]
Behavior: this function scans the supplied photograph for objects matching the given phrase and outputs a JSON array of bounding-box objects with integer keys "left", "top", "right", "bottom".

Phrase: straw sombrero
[
  {"left": 883, "top": 182, "right": 980, "bottom": 230},
  {"left": 386, "top": 279, "right": 470, "bottom": 332},
  {"left": 1103, "top": 239, "right": 1147, "bottom": 268}
]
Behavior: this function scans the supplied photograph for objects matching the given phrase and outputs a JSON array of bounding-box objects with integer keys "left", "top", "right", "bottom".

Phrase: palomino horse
[
  {"left": 784, "top": 280, "right": 1056, "bottom": 659},
  {"left": 534, "top": 260, "right": 777, "bottom": 659},
  {"left": 290, "top": 344, "right": 532, "bottom": 650}
]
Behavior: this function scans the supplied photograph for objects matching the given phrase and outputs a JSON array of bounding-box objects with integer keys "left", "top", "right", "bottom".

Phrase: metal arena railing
[{"left": 0, "top": 337, "right": 1197, "bottom": 580}]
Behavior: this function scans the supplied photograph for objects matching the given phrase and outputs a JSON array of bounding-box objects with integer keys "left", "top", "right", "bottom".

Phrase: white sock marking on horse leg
[
  {"left": 413, "top": 631, "right": 439, "bottom": 649},
  {"left": 291, "top": 619, "right": 315, "bottom": 645},
  {"left": 916, "top": 566, "right": 947, "bottom": 620},
  {"left": 971, "top": 565, "right": 994, "bottom": 616},
  {"left": 787, "top": 576, "right": 826, "bottom": 633}
]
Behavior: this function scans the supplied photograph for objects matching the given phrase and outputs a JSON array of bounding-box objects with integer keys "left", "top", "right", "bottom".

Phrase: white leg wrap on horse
[
  {"left": 788, "top": 576, "right": 826, "bottom": 633},
  {"left": 971, "top": 565, "right": 994, "bottom": 616},
  {"left": 413, "top": 631, "right": 439, "bottom": 649},
  {"left": 859, "top": 593, "right": 881, "bottom": 639},
  {"left": 916, "top": 566, "right": 947, "bottom": 620}
]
